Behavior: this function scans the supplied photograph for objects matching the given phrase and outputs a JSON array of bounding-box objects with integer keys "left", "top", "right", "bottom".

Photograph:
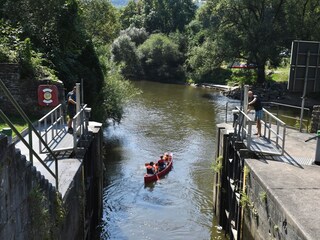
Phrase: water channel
[{"left": 100, "top": 81, "right": 237, "bottom": 240}]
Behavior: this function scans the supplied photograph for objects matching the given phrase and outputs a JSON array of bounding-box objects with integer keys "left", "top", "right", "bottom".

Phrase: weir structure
[
  {"left": 0, "top": 80, "right": 103, "bottom": 239},
  {"left": 213, "top": 86, "right": 320, "bottom": 240}
]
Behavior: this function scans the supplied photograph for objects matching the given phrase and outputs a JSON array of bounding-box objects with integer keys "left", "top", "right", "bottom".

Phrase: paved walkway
[
  {"left": 246, "top": 159, "right": 320, "bottom": 240},
  {"left": 257, "top": 127, "right": 317, "bottom": 166},
  {"left": 15, "top": 125, "right": 81, "bottom": 197},
  {"left": 246, "top": 128, "right": 319, "bottom": 239}
]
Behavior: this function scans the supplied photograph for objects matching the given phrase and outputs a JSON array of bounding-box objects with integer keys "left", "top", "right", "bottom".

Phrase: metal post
[
  {"left": 315, "top": 130, "right": 320, "bottom": 165},
  {"left": 76, "top": 83, "right": 81, "bottom": 131},
  {"left": 300, "top": 51, "right": 310, "bottom": 132},
  {"left": 81, "top": 78, "right": 84, "bottom": 106},
  {"left": 243, "top": 85, "right": 249, "bottom": 114}
]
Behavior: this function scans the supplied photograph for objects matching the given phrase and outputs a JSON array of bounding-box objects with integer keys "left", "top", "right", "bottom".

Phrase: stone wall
[
  {"left": 311, "top": 105, "right": 320, "bottom": 133},
  {"left": 0, "top": 63, "right": 65, "bottom": 118}
]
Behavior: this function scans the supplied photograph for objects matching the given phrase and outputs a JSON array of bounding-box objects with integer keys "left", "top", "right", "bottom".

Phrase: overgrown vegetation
[
  {"left": 1, "top": 0, "right": 320, "bottom": 122},
  {"left": 28, "top": 185, "right": 66, "bottom": 239},
  {"left": 28, "top": 186, "right": 51, "bottom": 239},
  {"left": 211, "top": 155, "right": 223, "bottom": 173}
]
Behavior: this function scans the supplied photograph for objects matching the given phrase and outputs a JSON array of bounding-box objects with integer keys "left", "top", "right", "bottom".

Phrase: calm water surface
[{"left": 101, "top": 81, "right": 235, "bottom": 240}]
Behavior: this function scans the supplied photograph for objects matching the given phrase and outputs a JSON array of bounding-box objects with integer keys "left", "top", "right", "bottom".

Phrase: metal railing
[
  {"left": 37, "top": 103, "right": 89, "bottom": 153},
  {"left": 38, "top": 104, "right": 65, "bottom": 153},
  {"left": 225, "top": 101, "right": 311, "bottom": 132},
  {"left": 0, "top": 79, "right": 59, "bottom": 190},
  {"left": 225, "top": 100, "right": 241, "bottom": 123},
  {"left": 234, "top": 106, "right": 286, "bottom": 155},
  {"left": 72, "top": 104, "right": 88, "bottom": 151},
  {"left": 262, "top": 108, "right": 286, "bottom": 154},
  {"left": 262, "top": 102, "right": 311, "bottom": 132}
]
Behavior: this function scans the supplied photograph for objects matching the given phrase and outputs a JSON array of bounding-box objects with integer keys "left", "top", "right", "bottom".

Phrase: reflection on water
[{"left": 101, "top": 81, "right": 235, "bottom": 240}]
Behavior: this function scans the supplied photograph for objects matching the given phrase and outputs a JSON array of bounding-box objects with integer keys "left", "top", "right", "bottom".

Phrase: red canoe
[{"left": 144, "top": 153, "right": 173, "bottom": 184}]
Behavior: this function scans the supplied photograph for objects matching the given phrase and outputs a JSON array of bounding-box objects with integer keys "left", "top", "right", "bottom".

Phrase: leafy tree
[
  {"left": 97, "top": 67, "right": 140, "bottom": 123},
  {"left": 186, "top": 39, "right": 230, "bottom": 83},
  {"left": 120, "top": 0, "right": 144, "bottom": 29},
  {"left": 121, "top": 0, "right": 196, "bottom": 33},
  {"left": 110, "top": 27, "right": 147, "bottom": 78},
  {"left": 285, "top": 0, "right": 320, "bottom": 41},
  {"left": 201, "top": 0, "right": 288, "bottom": 85},
  {"left": 111, "top": 34, "right": 142, "bottom": 78},
  {"left": 0, "top": 20, "right": 22, "bottom": 62},
  {"left": 119, "top": 26, "right": 148, "bottom": 45},
  {"left": 138, "top": 33, "right": 185, "bottom": 82},
  {"left": 80, "top": 0, "right": 120, "bottom": 44}
]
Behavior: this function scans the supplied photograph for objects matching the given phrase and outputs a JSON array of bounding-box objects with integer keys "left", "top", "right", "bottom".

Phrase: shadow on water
[{"left": 100, "top": 81, "right": 230, "bottom": 240}]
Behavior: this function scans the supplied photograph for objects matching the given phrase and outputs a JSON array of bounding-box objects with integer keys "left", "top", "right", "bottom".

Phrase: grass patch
[
  {"left": 0, "top": 115, "right": 37, "bottom": 136},
  {"left": 269, "top": 65, "right": 290, "bottom": 82}
]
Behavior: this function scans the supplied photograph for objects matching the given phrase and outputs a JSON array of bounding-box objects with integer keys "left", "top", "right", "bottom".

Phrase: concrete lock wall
[
  {"left": 0, "top": 63, "right": 65, "bottom": 118},
  {"left": 0, "top": 138, "right": 87, "bottom": 240},
  {"left": 242, "top": 163, "right": 305, "bottom": 240},
  {"left": 0, "top": 126, "right": 104, "bottom": 239},
  {"left": 0, "top": 136, "right": 71, "bottom": 239}
]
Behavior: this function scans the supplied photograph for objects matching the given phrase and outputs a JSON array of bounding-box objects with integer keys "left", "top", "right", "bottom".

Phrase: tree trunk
[{"left": 256, "top": 64, "right": 265, "bottom": 85}]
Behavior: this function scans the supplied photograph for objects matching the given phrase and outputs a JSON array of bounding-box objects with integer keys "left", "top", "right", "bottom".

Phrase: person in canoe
[
  {"left": 163, "top": 152, "right": 172, "bottom": 162},
  {"left": 146, "top": 162, "right": 155, "bottom": 174},
  {"left": 158, "top": 155, "right": 166, "bottom": 172}
]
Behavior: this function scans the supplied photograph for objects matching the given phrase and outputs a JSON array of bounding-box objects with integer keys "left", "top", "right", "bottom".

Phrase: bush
[
  {"left": 94, "top": 67, "right": 140, "bottom": 124},
  {"left": 227, "top": 69, "right": 257, "bottom": 86},
  {"left": 138, "top": 33, "right": 185, "bottom": 82}
]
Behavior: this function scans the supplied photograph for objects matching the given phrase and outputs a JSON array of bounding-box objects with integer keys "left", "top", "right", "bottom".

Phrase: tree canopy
[{"left": 2, "top": 0, "right": 320, "bottom": 113}]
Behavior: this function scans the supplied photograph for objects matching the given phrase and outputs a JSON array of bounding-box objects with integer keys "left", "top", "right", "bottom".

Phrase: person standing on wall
[
  {"left": 67, "top": 86, "right": 76, "bottom": 134},
  {"left": 248, "top": 90, "right": 263, "bottom": 137}
]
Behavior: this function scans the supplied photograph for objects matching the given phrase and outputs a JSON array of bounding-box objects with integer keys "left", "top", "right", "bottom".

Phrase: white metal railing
[
  {"left": 235, "top": 107, "right": 254, "bottom": 146},
  {"left": 262, "top": 108, "right": 286, "bottom": 154},
  {"left": 38, "top": 104, "right": 65, "bottom": 153},
  {"left": 38, "top": 103, "right": 89, "bottom": 153},
  {"left": 235, "top": 106, "right": 286, "bottom": 155},
  {"left": 72, "top": 104, "right": 88, "bottom": 151}
]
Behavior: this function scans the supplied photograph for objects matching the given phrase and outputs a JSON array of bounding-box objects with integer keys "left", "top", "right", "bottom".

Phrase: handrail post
[
  {"left": 73, "top": 117, "right": 77, "bottom": 152},
  {"left": 282, "top": 125, "right": 286, "bottom": 155},
  {"left": 225, "top": 102, "right": 228, "bottom": 123},
  {"left": 247, "top": 121, "right": 252, "bottom": 148},
  {"left": 300, "top": 51, "right": 310, "bottom": 132},
  {"left": 38, "top": 120, "right": 41, "bottom": 154},
  {"left": 276, "top": 122, "right": 280, "bottom": 148},
  {"left": 28, "top": 123, "right": 33, "bottom": 164},
  {"left": 268, "top": 114, "right": 271, "bottom": 141}
]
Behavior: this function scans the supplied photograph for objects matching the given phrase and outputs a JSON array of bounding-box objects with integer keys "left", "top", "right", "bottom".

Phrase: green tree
[
  {"left": 285, "top": 0, "right": 320, "bottom": 41},
  {"left": 97, "top": 68, "right": 139, "bottom": 123},
  {"left": 122, "top": 0, "right": 196, "bottom": 33},
  {"left": 120, "top": 0, "right": 144, "bottom": 29},
  {"left": 80, "top": 0, "right": 120, "bottom": 44},
  {"left": 186, "top": 39, "right": 231, "bottom": 83},
  {"left": 110, "top": 27, "right": 147, "bottom": 78},
  {"left": 204, "top": 0, "right": 288, "bottom": 85},
  {"left": 138, "top": 33, "right": 185, "bottom": 82}
]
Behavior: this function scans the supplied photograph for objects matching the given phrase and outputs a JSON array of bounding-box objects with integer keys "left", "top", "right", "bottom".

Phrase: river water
[{"left": 101, "top": 81, "right": 235, "bottom": 240}]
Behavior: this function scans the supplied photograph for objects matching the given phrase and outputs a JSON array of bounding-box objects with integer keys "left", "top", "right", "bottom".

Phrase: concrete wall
[
  {"left": 0, "top": 124, "right": 104, "bottom": 239},
  {"left": 0, "top": 63, "right": 65, "bottom": 118},
  {"left": 311, "top": 105, "right": 320, "bottom": 133},
  {"left": 242, "top": 162, "right": 305, "bottom": 240},
  {"left": 0, "top": 135, "right": 65, "bottom": 239}
]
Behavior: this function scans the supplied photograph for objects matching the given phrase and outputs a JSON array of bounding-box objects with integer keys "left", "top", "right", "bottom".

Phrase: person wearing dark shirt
[
  {"left": 67, "top": 86, "right": 76, "bottom": 134},
  {"left": 248, "top": 91, "right": 263, "bottom": 137}
]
